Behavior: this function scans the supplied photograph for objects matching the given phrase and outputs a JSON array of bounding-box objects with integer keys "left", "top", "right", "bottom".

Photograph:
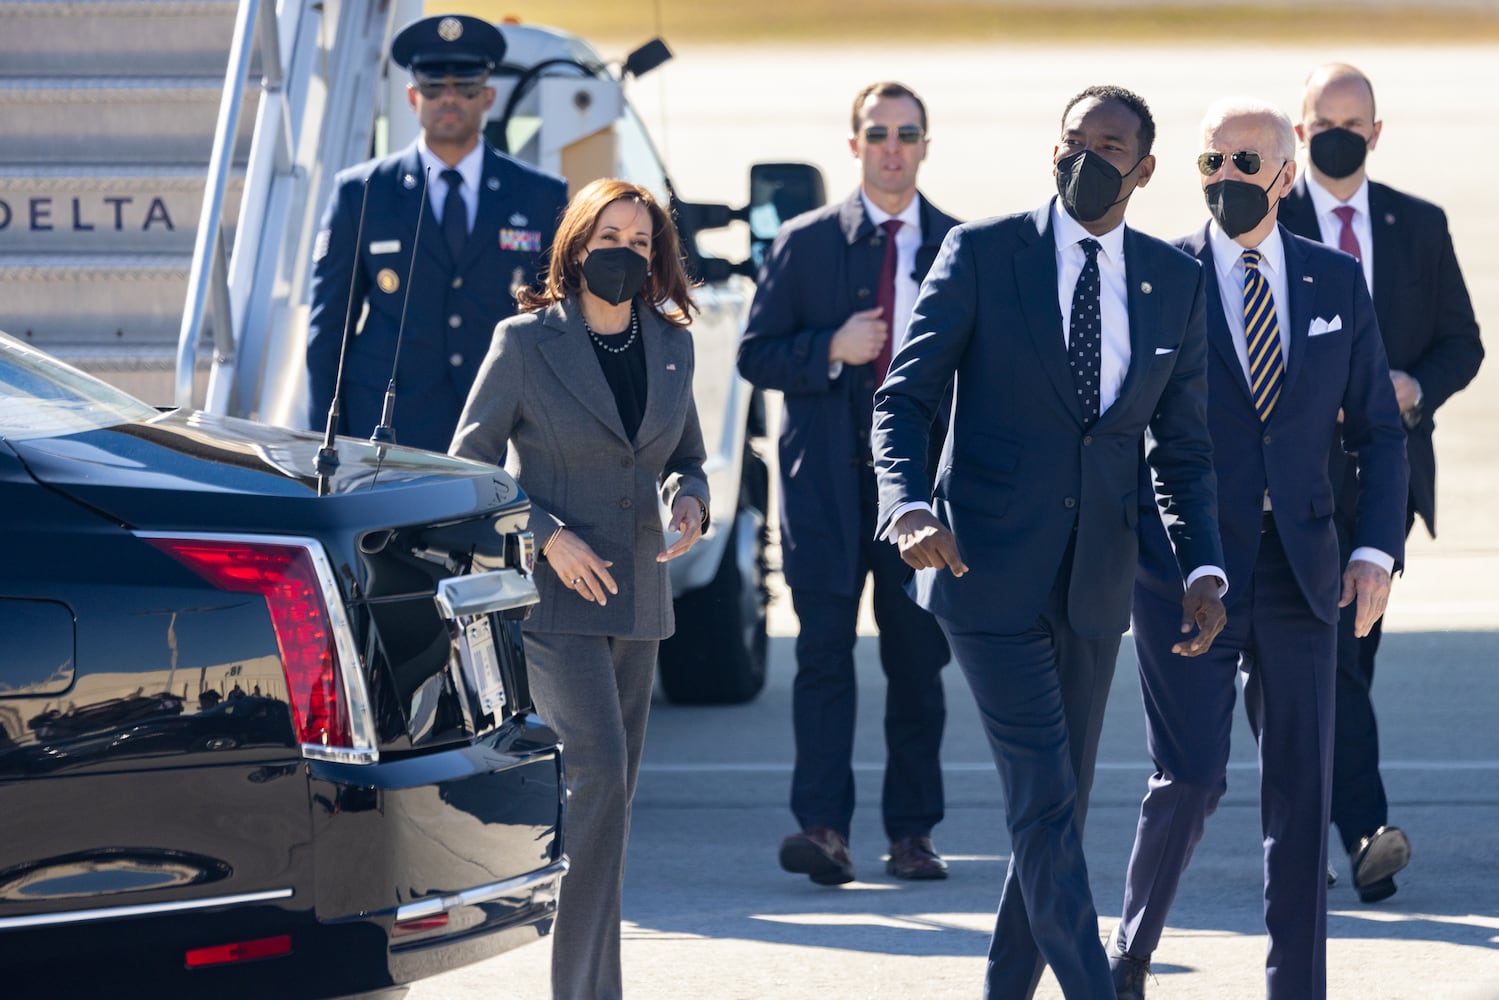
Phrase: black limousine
[{"left": 0, "top": 331, "right": 566, "bottom": 998}]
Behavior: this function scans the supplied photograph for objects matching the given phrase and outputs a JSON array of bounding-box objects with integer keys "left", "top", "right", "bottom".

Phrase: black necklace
[{"left": 583, "top": 306, "right": 639, "bottom": 354}]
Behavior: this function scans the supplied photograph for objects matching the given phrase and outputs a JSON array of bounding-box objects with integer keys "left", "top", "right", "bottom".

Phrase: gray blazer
[{"left": 451, "top": 296, "right": 709, "bottom": 639}]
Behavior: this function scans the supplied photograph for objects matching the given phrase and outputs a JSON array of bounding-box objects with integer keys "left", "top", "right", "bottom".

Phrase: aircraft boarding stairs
[{"left": 0, "top": 0, "right": 391, "bottom": 419}]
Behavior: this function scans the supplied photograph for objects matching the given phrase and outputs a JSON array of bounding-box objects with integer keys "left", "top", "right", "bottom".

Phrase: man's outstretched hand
[{"left": 894, "top": 509, "right": 968, "bottom": 577}]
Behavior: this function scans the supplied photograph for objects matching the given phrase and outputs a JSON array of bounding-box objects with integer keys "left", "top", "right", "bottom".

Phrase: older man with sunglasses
[
  {"left": 1107, "top": 98, "right": 1408, "bottom": 1000},
  {"left": 306, "top": 13, "right": 566, "bottom": 451},
  {"left": 739, "top": 82, "right": 959, "bottom": 887}
]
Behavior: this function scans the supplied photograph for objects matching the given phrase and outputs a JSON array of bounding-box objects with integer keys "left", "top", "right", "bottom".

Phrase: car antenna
[
  {"left": 316, "top": 175, "right": 372, "bottom": 497},
  {"left": 370, "top": 166, "right": 432, "bottom": 446}
]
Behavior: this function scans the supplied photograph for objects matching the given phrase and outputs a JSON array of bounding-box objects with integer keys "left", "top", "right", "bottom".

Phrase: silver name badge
[{"left": 369, "top": 239, "right": 402, "bottom": 255}]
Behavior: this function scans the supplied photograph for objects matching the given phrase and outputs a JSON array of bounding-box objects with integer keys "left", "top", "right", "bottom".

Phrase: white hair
[{"left": 1201, "top": 97, "right": 1296, "bottom": 162}]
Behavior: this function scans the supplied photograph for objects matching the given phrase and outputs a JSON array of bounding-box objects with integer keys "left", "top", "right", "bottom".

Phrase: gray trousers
[{"left": 524, "top": 630, "right": 658, "bottom": 1000}]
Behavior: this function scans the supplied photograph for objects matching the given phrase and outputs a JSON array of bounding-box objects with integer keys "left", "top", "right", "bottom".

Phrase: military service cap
[{"left": 391, "top": 14, "right": 506, "bottom": 78}]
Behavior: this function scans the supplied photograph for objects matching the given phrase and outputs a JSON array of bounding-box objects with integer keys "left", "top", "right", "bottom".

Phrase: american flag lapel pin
[{"left": 666, "top": 363, "right": 677, "bottom": 371}]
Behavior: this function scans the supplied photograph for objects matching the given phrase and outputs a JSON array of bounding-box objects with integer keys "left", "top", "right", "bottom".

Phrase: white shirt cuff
[
  {"left": 828, "top": 360, "right": 844, "bottom": 380},
  {"left": 1348, "top": 547, "right": 1395, "bottom": 575},
  {"left": 1186, "top": 565, "right": 1229, "bottom": 597},
  {"left": 884, "top": 501, "right": 934, "bottom": 542}
]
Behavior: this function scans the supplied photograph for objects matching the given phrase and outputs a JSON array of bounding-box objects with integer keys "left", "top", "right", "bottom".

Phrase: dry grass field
[{"left": 437, "top": 0, "right": 1499, "bottom": 45}]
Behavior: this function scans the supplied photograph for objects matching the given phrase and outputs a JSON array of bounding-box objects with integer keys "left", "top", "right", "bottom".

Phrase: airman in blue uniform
[{"left": 306, "top": 14, "right": 567, "bottom": 451}]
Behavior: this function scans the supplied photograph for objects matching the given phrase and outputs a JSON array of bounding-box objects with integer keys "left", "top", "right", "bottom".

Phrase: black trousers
[
  {"left": 1330, "top": 498, "right": 1417, "bottom": 854},
  {"left": 788, "top": 472, "right": 949, "bottom": 842}
]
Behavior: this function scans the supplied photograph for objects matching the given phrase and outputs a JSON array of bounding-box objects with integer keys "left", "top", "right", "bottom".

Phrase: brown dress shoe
[
  {"left": 886, "top": 835, "right": 949, "bottom": 880},
  {"left": 779, "top": 826, "right": 855, "bottom": 885}
]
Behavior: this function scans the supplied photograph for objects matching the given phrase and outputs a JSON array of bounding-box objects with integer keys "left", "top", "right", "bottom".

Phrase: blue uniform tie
[{"left": 441, "top": 168, "right": 468, "bottom": 260}]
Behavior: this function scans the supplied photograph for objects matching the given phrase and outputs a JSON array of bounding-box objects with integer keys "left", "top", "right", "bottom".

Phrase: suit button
[
  {"left": 1263, "top": 434, "right": 1273, "bottom": 445},
  {"left": 619, "top": 497, "right": 633, "bottom": 510},
  {"left": 448, "top": 314, "right": 462, "bottom": 328},
  {"left": 449, "top": 353, "right": 463, "bottom": 367},
  {"left": 1082, "top": 435, "right": 1093, "bottom": 446},
  {"left": 619, "top": 456, "right": 633, "bottom": 468},
  {"left": 1064, "top": 497, "right": 1077, "bottom": 509},
  {"left": 451, "top": 276, "right": 463, "bottom": 289}
]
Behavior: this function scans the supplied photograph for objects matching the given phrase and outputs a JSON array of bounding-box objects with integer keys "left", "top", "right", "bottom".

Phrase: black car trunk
[{"left": 9, "top": 411, "right": 535, "bottom": 753}]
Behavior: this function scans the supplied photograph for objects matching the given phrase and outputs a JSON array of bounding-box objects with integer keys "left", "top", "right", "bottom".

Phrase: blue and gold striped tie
[{"left": 1242, "top": 249, "right": 1283, "bottom": 422}]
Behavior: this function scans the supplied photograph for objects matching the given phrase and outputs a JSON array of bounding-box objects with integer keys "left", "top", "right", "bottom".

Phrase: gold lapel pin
[{"left": 1139, "top": 281, "right": 1152, "bottom": 294}]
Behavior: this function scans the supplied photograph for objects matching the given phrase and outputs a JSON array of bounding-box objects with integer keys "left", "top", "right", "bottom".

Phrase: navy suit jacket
[
  {"left": 1279, "top": 178, "right": 1483, "bottom": 535},
  {"left": 872, "top": 201, "right": 1223, "bottom": 638},
  {"left": 306, "top": 142, "right": 566, "bottom": 452},
  {"left": 1138, "top": 222, "right": 1409, "bottom": 625},
  {"left": 738, "top": 190, "right": 960, "bottom": 597}
]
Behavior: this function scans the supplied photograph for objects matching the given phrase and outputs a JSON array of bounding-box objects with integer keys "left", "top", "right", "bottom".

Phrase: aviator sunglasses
[
  {"left": 415, "top": 77, "right": 488, "bottom": 100},
  {"left": 1196, "top": 149, "right": 1268, "bottom": 176},
  {"left": 862, "top": 124, "right": 925, "bottom": 146}
]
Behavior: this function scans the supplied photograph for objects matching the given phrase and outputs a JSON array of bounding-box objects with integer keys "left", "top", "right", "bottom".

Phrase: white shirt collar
[
  {"left": 861, "top": 191, "right": 922, "bottom": 234},
  {"left": 1051, "top": 199, "right": 1126, "bottom": 263},
  {"left": 416, "top": 138, "right": 485, "bottom": 193},
  {"left": 1305, "top": 171, "right": 1370, "bottom": 221},
  {"left": 1208, "top": 219, "right": 1286, "bottom": 278}
]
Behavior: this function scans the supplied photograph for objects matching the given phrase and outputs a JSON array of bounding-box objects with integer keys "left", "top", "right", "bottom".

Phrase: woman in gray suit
[{"left": 451, "top": 178, "right": 708, "bottom": 1000}]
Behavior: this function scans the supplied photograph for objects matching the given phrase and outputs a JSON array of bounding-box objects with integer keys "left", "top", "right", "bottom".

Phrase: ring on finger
[{"left": 571, "top": 576, "right": 582, "bottom": 586}]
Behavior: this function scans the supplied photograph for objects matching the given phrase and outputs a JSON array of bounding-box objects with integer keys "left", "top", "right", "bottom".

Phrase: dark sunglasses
[
  {"left": 862, "top": 124, "right": 925, "bottom": 146},
  {"left": 415, "top": 78, "right": 487, "bottom": 100},
  {"left": 1196, "top": 149, "right": 1265, "bottom": 176}
]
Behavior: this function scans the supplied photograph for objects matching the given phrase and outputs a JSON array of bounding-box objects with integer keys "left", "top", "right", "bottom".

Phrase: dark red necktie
[
  {"left": 1333, "top": 204, "right": 1362, "bottom": 262},
  {"left": 873, "top": 218, "right": 902, "bottom": 384}
]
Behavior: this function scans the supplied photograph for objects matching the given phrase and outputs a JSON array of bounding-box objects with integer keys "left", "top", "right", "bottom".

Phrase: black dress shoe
[
  {"left": 886, "top": 835, "right": 948, "bottom": 880},
  {"left": 779, "top": 825, "right": 855, "bottom": 885},
  {"left": 1109, "top": 927, "right": 1150, "bottom": 1000},
  {"left": 1351, "top": 826, "right": 1410, "bottom": 903}
]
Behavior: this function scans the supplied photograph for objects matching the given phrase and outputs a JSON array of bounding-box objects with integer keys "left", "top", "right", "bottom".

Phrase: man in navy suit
[
  {"left": 306, "top": 14, "right": 566, "bottom": 452},
  {"left": 873, "top": 85, "right": 1227, "bottom": 999},
  {"left": 1109, "top": 99, "right": 1409, "bottom": 1000},
  {"left": 739, "top": 82, "right": 959, "bottom": 886},
  {"left": 1279, "top": 63, "right": 1484, "bottom": 903}
]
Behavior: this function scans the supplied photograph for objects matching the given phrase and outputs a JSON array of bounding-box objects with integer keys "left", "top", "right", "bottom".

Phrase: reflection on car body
[{"left": 0, "top": 331, "right": 566, "bottom": 998}]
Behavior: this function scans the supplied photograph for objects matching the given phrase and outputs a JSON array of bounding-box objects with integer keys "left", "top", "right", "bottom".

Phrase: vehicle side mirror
[
  {"left": 746, "top": 162, "right": 826, "bottom": 276},
  {"left": 623, "top": 38, "right": 673, "bottom": 79}
]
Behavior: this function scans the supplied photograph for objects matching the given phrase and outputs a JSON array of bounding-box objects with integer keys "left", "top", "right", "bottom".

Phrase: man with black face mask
[
  {"left": 1109, "top": 98, "right": 1409, "bottom": 1000},
  {"left": 873, "top": 84, "right": 1226, "bottom": 999},
  {"left": 1280, "top": 63, "right": 1484, "bottom": 906}
]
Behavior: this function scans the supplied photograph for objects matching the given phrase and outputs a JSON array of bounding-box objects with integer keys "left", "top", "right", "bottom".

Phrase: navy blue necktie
[
  {"left": 1069, "top": 238, "right": 1103, "bottom": 424},
  {"left": 441, "top": 169, "right": 467, "bottom": 260}
]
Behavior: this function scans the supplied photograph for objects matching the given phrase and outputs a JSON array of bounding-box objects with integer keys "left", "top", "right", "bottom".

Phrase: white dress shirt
[
  {"left": 829, "top": 193, "right": 924, "bottom": 380},
  {"left": 417, "top": 138, "right": 483, "bottom": 232},
  {"left": 862, "top": 192, "right": 924, "bottom": 351},
  {"left": 1207, "top": 221, "right": 1392, "bottom": 574},
  {"left": 1052, "top": 200, "right": 1130, "bottom": 415},
  {"left": 1304, "top": 172, "right": 1375, "bottom": 292},
  {"left": 1208, "top": 221, "right": 1293, "bottom": 380}
]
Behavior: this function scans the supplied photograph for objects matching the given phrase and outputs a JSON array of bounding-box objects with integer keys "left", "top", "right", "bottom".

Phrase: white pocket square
[
  {"left": 1154, "top": 346, "right": 1176, "bottom": 355},
  {"left": 1308, "top": 315, "right": 1343, "bottom": 336}
]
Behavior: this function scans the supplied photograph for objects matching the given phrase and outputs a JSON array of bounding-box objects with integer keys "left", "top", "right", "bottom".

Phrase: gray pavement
[{"left": 410, "top": 40, "right": 1498, "bottom": 1000}]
